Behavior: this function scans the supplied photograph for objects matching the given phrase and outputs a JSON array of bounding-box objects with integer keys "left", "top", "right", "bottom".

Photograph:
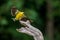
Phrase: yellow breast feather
[{"left": 15, "top": 11, "right": 25, "bottom": 20}]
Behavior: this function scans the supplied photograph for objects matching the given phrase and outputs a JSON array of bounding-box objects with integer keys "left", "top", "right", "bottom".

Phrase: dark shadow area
[{"left": 0, "top": 0, "right": 8, "bottom": 6}]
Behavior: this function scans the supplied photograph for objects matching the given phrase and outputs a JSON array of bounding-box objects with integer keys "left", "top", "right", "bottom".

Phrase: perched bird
[
  {"left": 11, "top": 6, "right": 26, "bottom": 21},
  {"left": 11, "top": 6, "right": 44, "bottom": 40}
]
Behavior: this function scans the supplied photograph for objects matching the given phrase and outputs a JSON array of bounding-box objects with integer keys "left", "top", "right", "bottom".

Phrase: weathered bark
[{"left": 16, "top": 20, "right": 44, "bottom": 40}]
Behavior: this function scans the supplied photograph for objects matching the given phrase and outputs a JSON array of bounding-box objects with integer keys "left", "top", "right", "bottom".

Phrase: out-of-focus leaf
[
  {"left": 35, "top": 0, "right": 44, "bottom": 5},
  {"left": 0, "top": 18, "right": 8, "bottom": 25},
  {"left": 12, "top": 0, "right": 24, "bottom": 9},
  {"left": 24, "top": 8, "right": 43, "bottom": 28},
  {"left": 24, "top": 9, "right": 38, "bottom": 20},
  {"left": 52, "top": 1, "right": 60, "bottom": 7},
  {"left": 35, "top": 0, "right": 44, "bottom": 9}
]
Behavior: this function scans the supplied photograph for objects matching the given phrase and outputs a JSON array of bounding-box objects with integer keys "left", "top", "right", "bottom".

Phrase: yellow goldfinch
[{"left": 15, "top": 11, "right": 26, "bottom": 20}]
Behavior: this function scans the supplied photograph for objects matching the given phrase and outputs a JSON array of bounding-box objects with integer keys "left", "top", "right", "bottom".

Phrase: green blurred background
[{"left": 0, "top": 0, "right": 60, "bottom": 40}]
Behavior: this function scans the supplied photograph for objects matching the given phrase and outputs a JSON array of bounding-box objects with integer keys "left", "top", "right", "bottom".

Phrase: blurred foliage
[{"left": 0, "top": 0, "right": 60, "bottom": 40}]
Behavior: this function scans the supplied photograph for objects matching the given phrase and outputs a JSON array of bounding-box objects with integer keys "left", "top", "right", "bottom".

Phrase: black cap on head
[{"left": 11, "top": 6, "right": 17, "bottom": 15}]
